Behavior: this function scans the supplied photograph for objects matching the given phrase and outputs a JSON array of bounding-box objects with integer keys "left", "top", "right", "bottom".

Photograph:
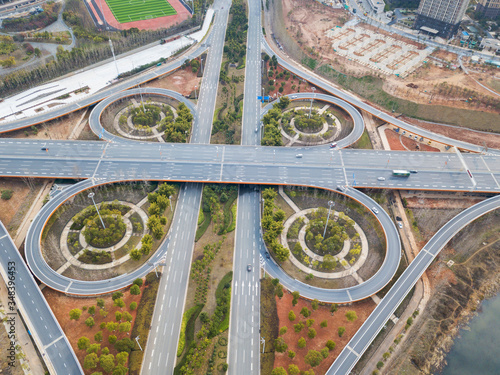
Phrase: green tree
[
  {"left": 83, "top": 353, "right": 98, "bottom": 369},
  {"left": 304, "top": 349, "right": 323, "bottom": 367},
  {"left": 112, "top": 365, "right": 128, "bottom": 375},
  {"left": 288, "top": 350, "right": 296, "bottom": 359},
  {"left": 271, "top": 278, "right": 280, "bottom": 286},
  {"left": 114, "top": 298, "right": 125, "bottom": 309},
  {"left": 133, "top": 278, "right": 144, "bottom": 287},
  {"left": 130, "top": 284, "right": 141, "bottom": 295},
  {"left": 115, "top": 311, "right": 122, "bottom": 322},
  {"left": 321, "top": 347, "right": 329, "bottom": 359},
  {"left": 320, "top": 320, "right": 328, "bottom": 328},
  {"left": 288, "top": 364, "right": 300, "bottom": 375},
  {"left": 311, "top": 299, "right": 319, "bottom": 310},
  {"left": 88, "top": 306, "right": 96, "bottom": 315},
  {"left": 300, "top": 307, "right": 311, "bottom": 318},
  {"left": 271, "top": 367, "right": 287, "bottom": 375},
  {"left": 119, "top": 322, "right": 131, "bottom": 333},
  {"left": 130, "top": 248, "right": 142, "bottom": 261},
  {"left": 294, "top": 322, "right": 304, "bottom": 333},
  {"left": 100, "top": 309, "right": 108, "bottom": 318},
  {"left": 330, "top": 303, "right": 338, "bottom": 315},
  {"left": 106, "top": 322, "right": 119, "bottom": 332},
  {"left": 279, "top": 326, "right": 288, "bottom": 335},
  {"left": 326, "top": 340, "right": 336, "bottom": 351},
  {"left": 129, "top": 302, "right": 137, "bottom": 311},
  {"left": 306, "top": 319, "right": 315, "bottom": 327},
  {"left": 94, "top": 331, "right": 103, "bottom": 342},
  {"left": 112, "top": 292, "right": 123, "bottom": 301},
  {"left": 345, "top": 310, "right": 358, "bottom": 322},
  {"left": 116, "top": 351, "right": 129, "bottom": 366},
  {"left": 377, "top": 361, "right": 384, "bottom": 369},
  {"left": 69, "top": 308, "right": 82, "bottom": 320},
  {"left": 85, "top": 317, "right": 95, "bottom": 328},
  {"left": 308, "top": 328, "right": 317, "bottom": 339},
  {"left": 99, "top": 354, "right": 115, "bottom": 373},
  {"left": 383, "top": 352, "right": 391, "bottom": 360},
  {"left": 97, "top": 299, "right": 105, "bottom": 309},
  {"left": 338, "top": 326, "right": 346, "bottom": 337},
  {"left": 114, "top": 338, "right": 135, "bottom": 353},
  {"left": 108, "top": 335, "right": 117, "bottom": 344},
  {"left": 123, "top": 311, "right": 133, "bottom": 322},
  {"left": 86, "top": 343, "right": 100, "bottom": 354},
  {"left": 288, "top": 310, "right": 296, "bottom": 321},
  {"left": 274, "top": 337, "right": 288, "bottom": 353},
  {"left": 77, "top": 336, "right": 90, "bottom": 350},
  {"left": 298, "top": 337, "right": 306, "bottom": 348},
  {"left": 323, "top": 254, "right": 337, "bottom": 270}
]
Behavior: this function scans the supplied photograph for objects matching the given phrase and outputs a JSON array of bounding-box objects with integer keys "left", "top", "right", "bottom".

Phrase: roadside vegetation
[
  {"left": 211, "top": 0, "right": 248, "bottom": 144},
  {"left": 0, "top": 0, "right": 200, "bottom": 96},
  {"left": 1, "top": 1, "right": 60, "bottom": 32},
  {"left": 46, "top": 275, "right": 159, "bottom": 375},
  {"left": 261, "top": 188, "right": 290, "bottom": 261},
  {"left": 174, "top": 184, "right": 237, "bottom": 374}
]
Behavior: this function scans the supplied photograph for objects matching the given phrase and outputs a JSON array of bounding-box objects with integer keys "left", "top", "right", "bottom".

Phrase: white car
[
  {"left": 398, "top": 222, "right": 403, "bottom": 229},
  {"left": 371, "top": 207, "right": 379, "bottom": 214},
  {"left": 377, "top": 177, "right": 386, "bottom": 181}
]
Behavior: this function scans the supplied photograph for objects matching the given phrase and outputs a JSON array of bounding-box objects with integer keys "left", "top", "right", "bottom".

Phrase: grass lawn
[{"left": 105, "top": 0, "right": 177, "bottom": 23}]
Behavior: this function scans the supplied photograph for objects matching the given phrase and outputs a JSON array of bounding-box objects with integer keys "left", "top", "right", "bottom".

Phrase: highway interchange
[{"left": 0, "top": 0, "right": 499, "bottom": 374}]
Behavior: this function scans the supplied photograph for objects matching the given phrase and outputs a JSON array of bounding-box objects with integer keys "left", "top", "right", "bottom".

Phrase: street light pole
[
  {"left": 200, "top": 57, "right": 204, "bottom": 75},
  {"left": 135, "top": 336, "right": 142, "bottom": 351},
  {"left": 309, "top": 87, "right": 316, "bottom": 119},
  {"left": 108, "top": 39, "right": 119, "bottom": 78},
  {"left": 323, "top": 200, "right": 335, "bottom": 238},
  {"left": 194, "top": 85, "right": 197, "bottom": 100},
  {"left": 88, "top": 192, "right": 106, "bottom": 229}
]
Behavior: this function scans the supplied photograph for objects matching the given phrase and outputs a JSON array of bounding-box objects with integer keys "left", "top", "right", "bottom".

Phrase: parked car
[{"left": 398, "top": 222, "right": 403, "bottom": 229}]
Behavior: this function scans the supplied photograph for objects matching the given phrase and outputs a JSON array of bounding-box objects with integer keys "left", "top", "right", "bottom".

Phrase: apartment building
[{"left": 414, "top": 0, "right": 470, "bottom": 39}]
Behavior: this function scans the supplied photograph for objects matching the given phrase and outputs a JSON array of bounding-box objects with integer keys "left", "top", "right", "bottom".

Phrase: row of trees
[
  {"left": 162, "top": 103, "right": 193, "bottom": 143},
  {"left": 223, "top": 0, "right": 247, "bottom": 66},
  {"left": 262, "top": 189, "right": 289, "bottom": 262},
  {"left": 2, "top": 2, "right": 60, "bottom": 32}
]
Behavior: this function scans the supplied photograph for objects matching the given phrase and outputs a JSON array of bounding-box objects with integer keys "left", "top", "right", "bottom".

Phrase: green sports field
[{"left": 105, "top": 0, "right": 177, "bottom": 23}]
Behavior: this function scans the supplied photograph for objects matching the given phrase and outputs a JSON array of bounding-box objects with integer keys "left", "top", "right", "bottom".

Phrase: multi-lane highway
[
  {"left": 0, "top": 0, "right": 499, "bottom": 374},
  {"left": 0, "top": 222, "right": 83, "bottom": 375},
  {"left": 327, "top": 194, "right": 500, "bottom": 374},
  {"left": 142, "top": 1, "right": 231, "bottom": 373},
  {"left": 227, "top": 0, "right": 263, "bottom": 372}
]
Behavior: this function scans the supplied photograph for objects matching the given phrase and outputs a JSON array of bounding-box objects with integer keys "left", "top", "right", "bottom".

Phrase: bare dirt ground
[
  {"left": 281, "top": 0, "right": 500, "bottom": 114},
  {"left": 43, "top": 283, "right": 146, "bottom": 374},
  {"left": 405, "top": 197, "right": 483, "bottom": 210},
  {"left": 273, "top": 292, "right": 375, "bottom": 374},
  {"left": 384, "top": 129, "right": 440, "bottom": 152},
  {"left": 0, "top": 110, "right": 85, "bottom": 140},
  {"left": 402, "top": 117, "right": 500, "bottom": 149},
  {"left": 144, "top": 64, "right": 201, "bottom": 97}
]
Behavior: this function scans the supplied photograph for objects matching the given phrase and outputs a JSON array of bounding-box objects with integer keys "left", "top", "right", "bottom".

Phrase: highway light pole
[
  {"left": 135, "top": 336, "right": 142, "bottom": 351},
  {"left": 88, "top": 192, "right": 106, "bottom": 229},
  {"left": 108, "top": 39, "right": 119, "bottom": 78},
  {"left": 309, "top": 87, "right": 316, "bottom": 118},
  {"left": 323, "top": 200, "right": 335, "bottom": 238}
]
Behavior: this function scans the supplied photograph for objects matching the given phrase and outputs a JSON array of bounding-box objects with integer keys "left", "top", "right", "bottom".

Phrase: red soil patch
[
  {"left": 94, "top": 0, "right": 191, "bottom": 31},
  {"left": 273, "top": 292, "right": 376, "bottom": 374},
  {"left": 266, "top": 65, "right": 328, "bottom": 99},
  {"left": 385, "top": 129, "right": 440, "bottom": 152},
  {"left": 405, "top": 197, "right": 483, "bottom": 209},
  {"left": 43, "top": 282, "right": 147, "bottom": 374},
  {"left": 402, "top": 116, "right": 500, "bottom": 150},
  {"left": 144, "top": 63, "right": 201, "bottom": 96}
]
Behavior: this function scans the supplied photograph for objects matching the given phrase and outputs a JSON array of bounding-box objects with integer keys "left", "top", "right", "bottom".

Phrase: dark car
[
  {"left": 41, "top": 147, "right": 48, "bottom": 151},
  {"left": 247, "top": 264, "right": 252, "bottom": 272}
]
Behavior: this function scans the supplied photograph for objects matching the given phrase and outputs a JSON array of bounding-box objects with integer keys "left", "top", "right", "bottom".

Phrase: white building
[
  {"left": 480, "top": 38, "right": 500, "bottom": 52},
  {"left": 367, "top": 0, "right": 386, "bottom": 14}
]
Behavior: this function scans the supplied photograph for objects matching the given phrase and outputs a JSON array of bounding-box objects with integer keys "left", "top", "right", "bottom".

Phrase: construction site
[{"left": 327, "top": 25, "right": 434, "bottom": 77}]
